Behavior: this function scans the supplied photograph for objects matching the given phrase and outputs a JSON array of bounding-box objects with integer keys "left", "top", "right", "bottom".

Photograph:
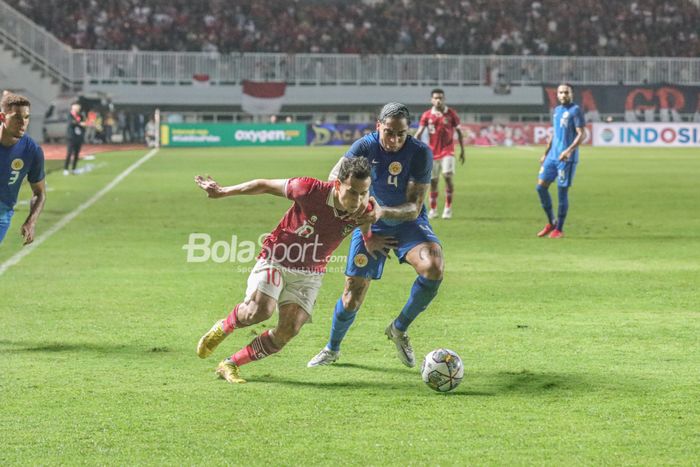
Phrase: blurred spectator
[
  {"left": 145, "top": 117, "right": 157, "bottom": 147},
  {"left": 7, "top": 0, "right": 700, "bottom": 57},
  {"left": 494, "top": 73, "right": 511, "bottom": 95}
]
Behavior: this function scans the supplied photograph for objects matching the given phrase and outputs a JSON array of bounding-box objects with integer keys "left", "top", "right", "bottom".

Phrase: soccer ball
[{"left": 420, "top": 348, "right": 464, "bottom": 392}]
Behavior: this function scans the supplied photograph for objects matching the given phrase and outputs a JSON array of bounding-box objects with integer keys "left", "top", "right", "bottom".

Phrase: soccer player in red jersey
[
  {"left": 194, "top": 157, "right": 378, "bottom": 384},
  {"left": 414, "top": 89, "right": 465, "bottom": 219}
]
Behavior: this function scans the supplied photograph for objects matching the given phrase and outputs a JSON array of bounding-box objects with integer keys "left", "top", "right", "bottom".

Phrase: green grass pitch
[{"left": 1, "top": 146, "right": 698, "bottom": 465}]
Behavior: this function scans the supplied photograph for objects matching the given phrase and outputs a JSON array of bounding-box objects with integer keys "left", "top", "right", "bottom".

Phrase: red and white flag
[
  {"left": 241, "top": 80, "right": 286, "bottom": 115},
  {"left": 192, "top": 73, "right": 210, "bottom": 86}
]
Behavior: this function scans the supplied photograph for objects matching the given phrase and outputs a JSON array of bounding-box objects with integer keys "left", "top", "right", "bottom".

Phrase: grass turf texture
[{"left": 1, "top": 146, "right": 698, "bottom": 465}]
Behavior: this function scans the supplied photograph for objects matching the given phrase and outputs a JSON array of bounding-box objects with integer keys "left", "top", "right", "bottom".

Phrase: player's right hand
[
  {"left": 364, "top": 234, "right": 398, "bottom": 260},
  {"left": 351, "top": 196, "right": 382, "bottom": 224},
  {"left": 539, "top": 154, "right": 546, "bottom": 164},
  {"left": 194, "top": 175, "right": 225, "bottom": 198}
]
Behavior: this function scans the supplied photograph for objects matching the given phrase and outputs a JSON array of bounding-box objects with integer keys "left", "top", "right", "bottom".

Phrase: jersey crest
[
  {"left": 11, "top": 159, "right": 24, "bottom": 171},
  {"left": 388, "top": 161, "right": 403, "bottom": 176}
]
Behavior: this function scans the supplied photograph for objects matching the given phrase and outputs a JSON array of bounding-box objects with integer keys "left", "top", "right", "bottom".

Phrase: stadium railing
[{"left": 1, "top": 0, "right": 699, "bottom": 89}]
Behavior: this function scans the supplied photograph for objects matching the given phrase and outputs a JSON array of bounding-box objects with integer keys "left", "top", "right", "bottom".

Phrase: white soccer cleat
[
  {"left": 428, "top": 209, "right": 438, "bottom": 219},
  {"left": 441, "top": 207, "right": 452, "bottom": 219},
  {"left": 307, "top": 348, "right": 340, "bottom": 367},
  {"left": 384, "top": 323, "right": 415, "bottom": 367}
]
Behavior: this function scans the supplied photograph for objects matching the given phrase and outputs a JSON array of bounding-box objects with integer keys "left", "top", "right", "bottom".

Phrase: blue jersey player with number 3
[
  {"left": 308, "top": 103, "right": 443, "bottom": 368},
  {"left": 0, "top": 93, "right": 46, "bottom": 246},
  {"left": 536, "top": 83, "right": 586, "bottom": 239}
]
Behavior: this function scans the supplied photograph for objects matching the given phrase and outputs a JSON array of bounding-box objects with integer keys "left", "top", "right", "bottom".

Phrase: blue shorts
[
  {"left": 0, "top": 206, "right": 14, "bottom": 244},
  {"left": 539, "top": 157, "right": 578, "bottom": 188},
  {"left": 344, "top": 219, "right": 441, "bottom": 280}
]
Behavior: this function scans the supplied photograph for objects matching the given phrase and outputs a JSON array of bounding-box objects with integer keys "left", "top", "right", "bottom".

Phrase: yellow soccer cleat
[
  {"left": 197, "top": 320, "right": 228, "bottom": 359},
  {"left": 215, "top": 360, "right": 246, "bottom": 384}
]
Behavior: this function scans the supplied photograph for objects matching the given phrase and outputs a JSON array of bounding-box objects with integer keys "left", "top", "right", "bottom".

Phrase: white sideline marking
[{"left": 0, "top": 148, "right": 159, "bottom": 276}]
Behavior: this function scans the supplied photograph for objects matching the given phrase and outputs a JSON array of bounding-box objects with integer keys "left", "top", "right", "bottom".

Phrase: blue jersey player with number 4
[
  {"left": 308, "top": 103, "right": 443, "bottom": 368},
  {"left": 0, "top": 93, "right": 46, "bottom": 246},
  {"left": 536, "top": 83, "right": 585, "bottom": 239}
]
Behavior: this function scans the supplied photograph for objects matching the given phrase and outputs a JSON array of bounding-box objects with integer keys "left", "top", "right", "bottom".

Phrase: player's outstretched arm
[
  {"left": 20, "top": 179, "right": 46, "bottom": 245},
  {"left": 194, "top": 175, "right": 287, "bottom": 198},
  {"left": 380, "top": 181, "right": 429, "bottom": 222}
]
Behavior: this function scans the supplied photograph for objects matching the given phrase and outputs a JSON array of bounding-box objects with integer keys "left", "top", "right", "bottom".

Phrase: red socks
[
  {"left": 445, "top": 187, "right": 453, "bottom": 208},
  {"left": 222, "top": 304, "right": 241, "bottom": 334},
  {"left": 230, "top": 330, "right": 281, "bottom": 367},
  {"left": 430, "top": 191, "right": 438, "bottom": 210}
]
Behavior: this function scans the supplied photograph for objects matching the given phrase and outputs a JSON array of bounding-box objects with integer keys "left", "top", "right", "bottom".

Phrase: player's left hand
[
  {"left": 459, "top": 150, "right": 465, "bottom": 165},
  {"left": 351, "top": 197, "right": 382, "bottom": 224},
  {"left": 20, "top": 221, "right": 35, "bottom": 245},
  {"left": 558, "top": 150, "right": 571, "bottom": 162},
  {"left": 195, "top": 175, "right": 226, "bottom": 198}
]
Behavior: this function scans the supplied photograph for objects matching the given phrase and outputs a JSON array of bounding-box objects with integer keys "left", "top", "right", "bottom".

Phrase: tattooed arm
[{"left": 380, "top": 181, "right": 429, "bottom": 222}]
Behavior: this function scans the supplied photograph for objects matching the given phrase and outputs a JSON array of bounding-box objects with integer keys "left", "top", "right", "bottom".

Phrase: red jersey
[
  {"left": 258, "top": 177, "right": 364, "bottom": 273},
  {"left": 419, "top": 107, "right": 461, "bottom": 160}
]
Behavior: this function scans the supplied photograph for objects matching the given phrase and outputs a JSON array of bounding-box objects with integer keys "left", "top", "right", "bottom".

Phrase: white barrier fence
[{"left": 2, "top": 0, "right": 700, "bottom": 88}]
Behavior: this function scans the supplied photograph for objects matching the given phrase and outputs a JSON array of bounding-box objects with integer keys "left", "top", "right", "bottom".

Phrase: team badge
[
  {"left": 353, "top": 253, "right": 369, "bottom": 268},
  {"left": 388, "top": 161, "right": 402, "bottom": 176},
  {"left": 11, "top": 159, "right": 24, "bottom": 171}
]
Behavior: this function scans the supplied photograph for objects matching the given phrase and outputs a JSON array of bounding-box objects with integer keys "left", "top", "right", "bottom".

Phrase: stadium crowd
[{"left": 9, "top": 0, "right": 700, "bottom": 57}]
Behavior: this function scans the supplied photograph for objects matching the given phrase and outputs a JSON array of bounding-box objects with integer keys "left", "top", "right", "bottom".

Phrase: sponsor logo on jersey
[
  {"left": 388, "top": 161, "right": 403, "bottom": 176},
  {"left": 353, "top": 253, "right": 369, "bottom": 268},
  {"left": 295, "top": 215, "right": 318, "bottom": 238},
  {"left": 11, "top": 159, "right": 24, "bottom": 171}
]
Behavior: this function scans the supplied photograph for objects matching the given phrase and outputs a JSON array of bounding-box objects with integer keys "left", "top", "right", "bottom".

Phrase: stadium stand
[{"left": 6, "top": 0, "right": 700, "bottom": 57}]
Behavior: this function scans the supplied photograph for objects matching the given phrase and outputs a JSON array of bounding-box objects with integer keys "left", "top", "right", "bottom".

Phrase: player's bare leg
[
  {"left": 442, "top": 173, "right": 454, "bottom": 219},
  {"left": 217, "top": 303, "right": 309, "bottom": 384},
  {"left": 308, "top": 276, "right": 371, "bottom": 367},
  {"left": 387, "top": 242, "right": 444, "bottom": 367},
  {"left": 428, "top": 178, "right": 439, "bottom": 219},
  {"left": 197, "top": 290, "right": 277, "bottom": 358}
]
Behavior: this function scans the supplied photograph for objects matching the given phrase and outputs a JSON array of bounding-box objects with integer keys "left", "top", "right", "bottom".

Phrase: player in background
[
  {"left": 536, "top": 83, "right": 586, "bottom": 239},
  {"left": 414, "top": 89, "right": 465, "bottom": 219},
  {"left": 194, "top": 157, "right": 375, "bottom": 384},
  {"left": 308, "top": 102, "right": 443, "bottom": 369},
  {"left": 0, "top": 93, "right": 46, "bottom": 245}
]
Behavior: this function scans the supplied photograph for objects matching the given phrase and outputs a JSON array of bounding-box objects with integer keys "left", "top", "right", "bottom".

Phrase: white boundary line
[{"left": 0, "top": 148, "right": 159, "bottom": 276}]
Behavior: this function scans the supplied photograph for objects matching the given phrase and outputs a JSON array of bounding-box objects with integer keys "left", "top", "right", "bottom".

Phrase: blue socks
[
  {"left": 557, "top": 186, "right": 569, "bottom": 231},
  {"left": 327, "top": 298, "right": 357, "bottom": 352},
  {"left": 327, "top": 276, "right": 442, "bottom": 349},
  {"left": 536, "top": 184, "right": 555, "bottom": 224},
  {"left": 393, "top": 276, "right": 442, "bottom": 332}
]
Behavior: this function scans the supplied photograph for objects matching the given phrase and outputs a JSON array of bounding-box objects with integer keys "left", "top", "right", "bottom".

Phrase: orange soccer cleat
[{"left": 537, "top": 223, "right": 556, "bottom": 237}]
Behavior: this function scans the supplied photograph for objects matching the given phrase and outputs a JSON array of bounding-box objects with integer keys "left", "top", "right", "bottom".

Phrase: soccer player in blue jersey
[
  {"left": 0, "top": 93, "right": 46, "bottom": 245},
  {"left": 536, "top": 84, "right": 586, "bottom": 239},
  {"left": 308, "top": 103, "right": 443, "bottom": 368}
]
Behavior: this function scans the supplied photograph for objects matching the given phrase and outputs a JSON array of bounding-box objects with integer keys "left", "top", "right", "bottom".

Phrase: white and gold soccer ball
[{"left": 420, "top": 348, "right": 464, "bottom": 392}]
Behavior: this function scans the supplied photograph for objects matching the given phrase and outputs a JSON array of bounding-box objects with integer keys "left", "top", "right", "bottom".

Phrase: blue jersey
[
  {"left": 0, "top": 135, "right": 45, "bottom": 210},
  {"left": 344, "top": 132, "right": 432, "bottom": 227},
  {"left": 547, "top": 103, "right": 585, "bottom": 162}
]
